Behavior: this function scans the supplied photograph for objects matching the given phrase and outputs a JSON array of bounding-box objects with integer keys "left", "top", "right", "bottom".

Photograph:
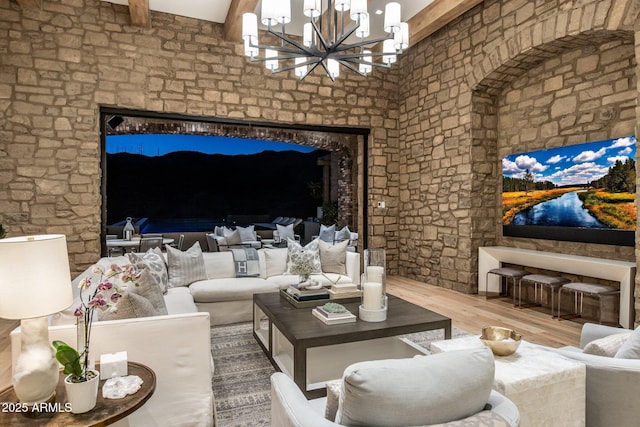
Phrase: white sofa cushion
[
  {"left": 166, "top": 242, "right": 206, "bottom": 287},
  {"left": 163, "top": 286, "right": 198, "bottom": 314},
  {"left": 336, "top": 347, "right": 495, "bottom": 426},
  {"left": 203, "top": 251, "right": 236, "bottom": 279},
  {"left": 189, "top": 277, "right": 279, "bottom": 302},
  {"left": 128, "top": 250, "right": 169, "bottom": 294},
  {"left": 318, "top": 239, "right": 348, "bottom": 275}
]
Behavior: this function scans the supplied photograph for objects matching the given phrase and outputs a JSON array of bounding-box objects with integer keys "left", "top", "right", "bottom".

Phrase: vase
[
  {"left": 64, "top": 369, "right": 100, "bottom": 414},
  {"left": 360, "top": 248, "right": 387, "bottom": 322}
]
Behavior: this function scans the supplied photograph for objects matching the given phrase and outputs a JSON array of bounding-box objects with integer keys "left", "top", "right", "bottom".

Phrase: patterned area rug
[{"left": 210, "top": 322, "right": 470, "bottom": 426}]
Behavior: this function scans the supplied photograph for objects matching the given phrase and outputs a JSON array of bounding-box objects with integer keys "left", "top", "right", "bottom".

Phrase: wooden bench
[{"left": 478, "top": 246, "right": 636, "bottom": 328}]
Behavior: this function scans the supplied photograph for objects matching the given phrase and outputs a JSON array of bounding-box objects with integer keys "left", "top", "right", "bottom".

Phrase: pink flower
[
  {"left": 110, "top": 292, "right": 122, "bottom": 303},
  {"left": 88, "top": 294, "right": 107, "bottom": 308},
  {"left": 97, "top": 281, "right": 113, "bottom": 291},
  {"left": 74, "top": 307, "right": 84, "bottom": 317},
  {"left": 78, "top": 277, "right": 91, "bottom": 290}
]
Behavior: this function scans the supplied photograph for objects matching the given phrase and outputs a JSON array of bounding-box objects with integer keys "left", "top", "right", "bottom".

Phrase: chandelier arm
[
  {"left": 319, "top": 60, "right": 336, "bottom": 82},
  {"left": 333, "top": 34, "right": 395, "bottom": 52},
  {"left": 264, "top": 28, "right": 317, "bottom": 56},
  {"left": 337, "top": 57, "right": 393, "bottom": 69},
  {"left": 337, "top": 59, "right": 367, "bottom": 77},
  {"left": 310, "top": 19, "right": 329, "bottom": 52}
]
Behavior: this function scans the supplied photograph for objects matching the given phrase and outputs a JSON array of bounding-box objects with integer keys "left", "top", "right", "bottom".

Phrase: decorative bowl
[{"left": 480, "top": 326, "right": 522, "bottom": 356}]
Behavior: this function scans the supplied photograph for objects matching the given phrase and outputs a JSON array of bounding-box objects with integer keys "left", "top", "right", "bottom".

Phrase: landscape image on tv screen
[{"left": 502, "top": 136, "right": 636, "bottom": 244}]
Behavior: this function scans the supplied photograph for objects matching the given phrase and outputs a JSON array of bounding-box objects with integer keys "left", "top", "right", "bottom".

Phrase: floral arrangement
[
  {"left": 53, "top": 263, "right": 140, "bottom": 382},
  {"left": 291, "top": 256, "right": 316, "bottom": 281}
]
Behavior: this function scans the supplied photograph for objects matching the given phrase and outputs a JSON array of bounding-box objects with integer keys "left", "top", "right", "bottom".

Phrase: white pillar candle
[
  {"left": 363, "top": 282, "right": 383, "bottom": 310},
  {"left": 366, "top": 266, "right": 384, "bottom": 284}
]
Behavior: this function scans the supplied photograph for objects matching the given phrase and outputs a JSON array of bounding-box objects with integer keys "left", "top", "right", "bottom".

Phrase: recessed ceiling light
[{"left": 375, "top": 9, "right": 383, "bottom": 15}]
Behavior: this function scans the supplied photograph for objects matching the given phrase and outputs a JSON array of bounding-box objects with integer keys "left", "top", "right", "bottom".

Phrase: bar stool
[
  {"left": 486, "top": 267, "right": 528, "bottom": 306},
  {"left": 519, "top": 274, "right": 570, "bottom": 317},
  {"left": 558, "top": 282, "right": 620, "bottom": 324}
]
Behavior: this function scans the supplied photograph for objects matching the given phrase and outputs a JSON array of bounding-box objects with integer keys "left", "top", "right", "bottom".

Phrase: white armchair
[
  {"left": 271, "top": 347, "right": 520, "bottom": 427},
  {"left": 552, "top": 323, "right": 640, "bottom": 427}
]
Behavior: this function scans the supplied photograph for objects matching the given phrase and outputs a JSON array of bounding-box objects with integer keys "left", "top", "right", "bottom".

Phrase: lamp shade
[
  {"left": 0, "top": 234, "right": 73, "bottom": 319},
  {"left": 384, "top": 2, "right": 401, "bottom": 33}
]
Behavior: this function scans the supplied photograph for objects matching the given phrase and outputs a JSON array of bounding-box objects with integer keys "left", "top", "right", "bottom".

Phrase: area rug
[{"left": 210, "top": 322, "right": 470, "bottom": 427}]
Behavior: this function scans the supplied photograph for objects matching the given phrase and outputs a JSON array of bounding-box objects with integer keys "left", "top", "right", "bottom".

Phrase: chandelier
[{"left": 242, "top": 0, "right": 409, "bottom": 80}]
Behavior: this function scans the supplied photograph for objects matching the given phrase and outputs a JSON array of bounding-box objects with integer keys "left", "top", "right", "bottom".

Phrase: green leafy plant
[
  {"left": 320, "top": 201, "right": 338, "bottom": 226},
  {"left": 52, "top": 263, "right": 140, "bottom": 382},
  {"left": 291, "top": 257, "right": 316, "bottom": 281}
]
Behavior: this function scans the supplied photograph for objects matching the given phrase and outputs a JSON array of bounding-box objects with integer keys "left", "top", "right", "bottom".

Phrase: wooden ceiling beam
[
  {"left": 408, "top": 0, "right": 483, "bottom": 45},
  {"left": 128, "top": 0, "right": 151, "bottom": 29},
  {"left": 15, "top": 0, "right": 42, "bottom": 9},
  {"left": 224, "top": 0, "right": 260, "bottom": 42}
]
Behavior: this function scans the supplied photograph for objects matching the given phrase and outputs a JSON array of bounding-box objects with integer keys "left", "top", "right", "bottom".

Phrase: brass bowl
[{"left": 480, "top": 326, "right": 522, "bottom": 356}]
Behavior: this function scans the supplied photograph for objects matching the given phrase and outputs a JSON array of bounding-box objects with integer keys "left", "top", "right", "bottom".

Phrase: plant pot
[{"left": 64, "top": 369, "right": 100, "bottom": 414}]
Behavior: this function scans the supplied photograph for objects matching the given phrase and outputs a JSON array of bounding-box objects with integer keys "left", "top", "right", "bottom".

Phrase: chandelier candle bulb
[
  {"left": 303, "top": 22, "right": 313, "bottom": 47},
  {"left": 359, "top": 49, "right": 372, "bottom": 75},
  {"left": 335, "top": 0, "right": 350, "bottom": 12},
  {"left": 244, "top": 37, "right": 258, "bottom": 58},
  {"left": 265, "top": 49, "right": 278, "bottom": 71},
  {"left": 355, "top": 14, "right": 369, "bottom": 38},
  {"left": 383, "top": 39, "right": 397, "bottom": 64},
  {"left": 303, "top": 0, "right": 321, "bottom": 18},
  {"left": 295, "top": 57, "right": 308, "bottom": 78},
  {"left": 394, "top": 22, "right": 409, "bottom": 50},
  {"left": 328, "top": 58, "right": 340, "bottom": 79},
  {"left": 242, "top": 13, "right": 258, "bottom": 40},
  {"left": 350, "top": 0, "right": 368, "bottom": 18},
  {"left": 384, "top": 2, "right": 401, "bottom": 33}
]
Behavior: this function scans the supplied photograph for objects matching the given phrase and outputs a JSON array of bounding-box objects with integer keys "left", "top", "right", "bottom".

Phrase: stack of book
[
  {"left": 328, "top": 282, "right": 361, "bottom": 299},
  {"left": 285, "top": 284, "right": 330, "bottom": 302},
  {"left": 312, "top": 305, "right": 356, "bottom": 325}
]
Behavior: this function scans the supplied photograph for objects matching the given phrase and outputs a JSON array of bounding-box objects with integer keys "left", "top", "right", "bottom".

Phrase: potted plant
[
  {"left": 52, "top": 264, "right": 140, "bottom": 414},
  {"left": 291, "top": 257, "right": 320, "bottom": 289}
]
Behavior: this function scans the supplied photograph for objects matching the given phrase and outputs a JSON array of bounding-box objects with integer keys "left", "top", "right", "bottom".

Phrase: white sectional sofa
[{"left": 10, "top": 246, "right": 360, "bottom": 427}]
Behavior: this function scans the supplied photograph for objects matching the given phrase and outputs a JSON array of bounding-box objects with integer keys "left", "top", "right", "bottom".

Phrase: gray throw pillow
[
  {"left": 128, "top": 250, "right": 169, "bottom": 294},
  {"left": 236, "top": 225, "right": 256, "bottom": 242},
  {"left": 166, "top": 241, "right": 207, "bottom": 287},
  {"left": 99, "top": 270, "right": 167, "bottom": 320},
  {"left": 319, "top": 224, "right": 336, "bottom": 243},
  {"left": 319, "top": 239, "right": 348, "bottom": 275},
  {"left": 615, "top": 326, "right": 640, "bottom": 358}
]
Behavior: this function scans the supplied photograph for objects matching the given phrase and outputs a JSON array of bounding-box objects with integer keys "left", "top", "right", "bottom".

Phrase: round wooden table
[{"left": 0, "top": 362, "right": 156, "bottom": 426}]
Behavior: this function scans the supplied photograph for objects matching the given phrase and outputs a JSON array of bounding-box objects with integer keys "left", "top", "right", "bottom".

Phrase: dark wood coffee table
[{"left": 253, "top": 292, "right": 451, "bottom": 398}]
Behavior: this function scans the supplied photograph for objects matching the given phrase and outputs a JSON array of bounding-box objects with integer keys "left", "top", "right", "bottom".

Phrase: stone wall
[
  {"left": 0, "top": 0, "right": 398, "bottom": 274},
  {"left": 396, "top": 0, "right": 640, "bottom": 311}
]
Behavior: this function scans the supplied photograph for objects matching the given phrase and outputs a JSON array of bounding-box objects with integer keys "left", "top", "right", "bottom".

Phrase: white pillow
[
  {"left": 615, "top": 326, "right": 640, "bottom": 359},
  {"left": 285, "top": 238, "right": 321, "bottom": 275},
  {"left": 236, "top": 225, "right": 256, "bottom": 242},
  {"left": 127, "top": 250, "right": 169, "bottom": 294},
  {"left": 166, "top": 241, "right": 206, "bottom": 287},
  {"left": 335, "top": 226, "right": 351, "bottom": 242},
  {"left": 319, "top": 239, "right": 348, "bottom": 275},
  {"left": 583, "top": 332, "right": 632, "bottom": 357},
  {"left": 276, "top": 223, "right": 295, "bottom": 242}
]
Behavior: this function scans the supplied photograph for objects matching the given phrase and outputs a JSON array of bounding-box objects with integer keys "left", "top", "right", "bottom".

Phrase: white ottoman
[{"left": 431, "top": 336, "right": 585, "bottom": 427}]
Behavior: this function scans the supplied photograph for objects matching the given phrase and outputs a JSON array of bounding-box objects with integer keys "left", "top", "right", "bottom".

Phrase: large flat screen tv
[{"left": 502, "top": 136, "right": 636, "bottom": 246}]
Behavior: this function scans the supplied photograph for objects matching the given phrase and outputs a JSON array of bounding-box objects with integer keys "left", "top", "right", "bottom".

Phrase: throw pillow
[
  {"left": 615, "top": 326, "right": 640, "bottom": 358},
  {"left": 335, "top": 347, "right": 494, "bottom": 426},
  {"left": 319, "top": 224, "right": 336, "bottom": 243},
  {"left": 236, "top": 225, "right": 256, "bottom": 242},
  {"left": 225, "top": 229, "right": 242, "bottom": 246},
  {"left": 264, "top": 248, "right": 288, "bottom": 277},
  {"left": 318, "top": 239, "right": 348, "bottom": 275},
  {"left": 276, "top": 223, "right": 295, "bottom": 242},
  {"left": 127, "top": 250, "right": 169, "bottom": 294},
  {"left": 583, "top": 332, "right": 632, "bottom": 357},
  {"left": 166, "top": 241, "right": 207, "bottom": 288},
  {"left": 334, "top": 225, "right": 351, "bottom": 242},
  {"left": 99, "top": 270, "right": 167, "bottom": 320},
  {"left": 285, "top": 238, "right": 321, "bottom": 275}
]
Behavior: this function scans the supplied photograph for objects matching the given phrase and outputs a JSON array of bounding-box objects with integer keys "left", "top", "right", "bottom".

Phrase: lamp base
[
  {"left": 13, "top": 317, "right": 59, "bottom": 406},
  {"left": 359, "top": 305, "right": 387, "bottom": 322}
]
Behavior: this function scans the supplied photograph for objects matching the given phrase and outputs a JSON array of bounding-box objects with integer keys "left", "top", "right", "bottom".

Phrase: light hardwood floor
[{"left": 0, "top": 276, "right": 583, "bottom": 391}]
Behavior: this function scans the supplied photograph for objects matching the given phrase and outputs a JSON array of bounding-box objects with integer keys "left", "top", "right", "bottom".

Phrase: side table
[
  {"left": 431, "top": 336, "right": 585, "bottom": 427},
  {"left": 0, "top": 361, "right": 156, "bottom": 426}
]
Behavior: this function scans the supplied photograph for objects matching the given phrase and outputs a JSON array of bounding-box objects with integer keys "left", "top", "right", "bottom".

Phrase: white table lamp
[{"left": 0, "top": 235, "right": 73, "bottom": 405}]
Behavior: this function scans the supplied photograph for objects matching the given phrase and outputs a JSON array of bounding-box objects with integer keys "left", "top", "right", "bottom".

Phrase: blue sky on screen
[
  {"left": 502, "top": 136, "right": 636, "bottom": 186},
  {"left": 106, "top": 134, "right": 316, "bottom": 156}
]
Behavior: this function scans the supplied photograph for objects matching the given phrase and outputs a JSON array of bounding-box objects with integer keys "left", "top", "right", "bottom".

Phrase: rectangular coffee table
[{"left": 253, "top": 292, "right": 452, "bottom": 398}]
